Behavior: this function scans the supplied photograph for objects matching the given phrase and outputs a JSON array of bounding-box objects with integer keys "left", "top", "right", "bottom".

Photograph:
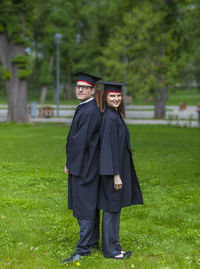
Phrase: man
[{"left": 61, "top": 72, "right": 101, "bottom": 263}]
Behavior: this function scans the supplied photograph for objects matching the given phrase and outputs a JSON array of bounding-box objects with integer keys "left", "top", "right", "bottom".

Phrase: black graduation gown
[
  {"left": 66, "top": 99, "right": 101, "bottom": 220},
  {"left": 98, "top": 107, "right": 143, "bottom": 213}
]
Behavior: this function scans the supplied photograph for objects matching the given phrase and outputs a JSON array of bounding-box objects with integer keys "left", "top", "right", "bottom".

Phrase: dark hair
[{"left": 101, "top": 91, "right": 126, "bottom": 118}]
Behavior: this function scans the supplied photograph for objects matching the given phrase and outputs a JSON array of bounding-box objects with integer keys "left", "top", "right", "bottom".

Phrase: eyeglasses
[{"left": 75, "top": 85, "right": 93, "bottom": 91}]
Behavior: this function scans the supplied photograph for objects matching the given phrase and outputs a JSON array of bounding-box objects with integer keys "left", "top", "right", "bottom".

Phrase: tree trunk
[
  {"left": 62, "top": 83, "right": 72, "bottom": 100},
  {"left": 62, "top": 69, "right": 72, "bottom": 100},
  {"left": 40, "top": 85, "right": 47, "bottom": 104},
  {"left": 53, "top": 87, "right": 56, "bottom": 103},
  {"left": 62, "top": 84, "right": 67, "bottom": 100},
  {"left": 197, "top": 79, "right": 200, "bottom": 93},
  {"left": 40, "top": 56, "right": 54, "bottom": 104},
  {"left": 67, "top": 84, "right": 71, "bottom": 100},
  {"left": 154, "top": 87, "right": 168, "bottom": 118},
  {"left": 6, "top": 65, "right": 28, "bottom": 123},
  {"left": 0, "top": 32, "right": 28, "bottom": 123}
]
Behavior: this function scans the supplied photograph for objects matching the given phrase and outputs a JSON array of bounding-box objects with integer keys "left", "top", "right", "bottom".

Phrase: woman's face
[{"left": 106, "top": 92, "right": 122, "bottom": 110}]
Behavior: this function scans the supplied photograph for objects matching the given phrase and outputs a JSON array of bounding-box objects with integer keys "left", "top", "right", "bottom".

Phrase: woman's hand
[
  {"left": 64, "top": 166, "right": 70, "bottom": 174},
  {"left": 114, "top": 174, "right": 122, "bottom": 191}
]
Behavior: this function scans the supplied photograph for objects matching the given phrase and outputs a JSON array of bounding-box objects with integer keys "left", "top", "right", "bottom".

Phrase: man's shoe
[
  {"left": 90, "top": 245, "right": 99, "bottom": 251},
  {"left": 81, "top": 252, "right": 90, "bottom": 256},
  {"left": 60, "top": 253, "right": 81, "bottom": 263}
]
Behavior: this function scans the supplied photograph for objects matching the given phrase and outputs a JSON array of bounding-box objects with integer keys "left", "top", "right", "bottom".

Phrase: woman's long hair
[{"left": 101, "top": 91, "right": 126, "bottom": 118}]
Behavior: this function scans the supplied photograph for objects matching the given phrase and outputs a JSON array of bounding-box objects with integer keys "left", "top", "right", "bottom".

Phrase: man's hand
[
  {"left": 64, "top": 166, "right": 70, "bottom": 174},
  {"left": 114, "top": 174, "right": 122, "bottom": 191}
]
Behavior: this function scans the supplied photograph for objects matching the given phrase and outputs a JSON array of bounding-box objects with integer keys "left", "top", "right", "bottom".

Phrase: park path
[
  {"left": 0, "top": 115, "right": 198, "bottom": 127},
  {"left": 0, "top": 105, "right": 199, "bottom": 127},
  {"left": 28, "top": 117, "right": 198, "bottom": 127}
]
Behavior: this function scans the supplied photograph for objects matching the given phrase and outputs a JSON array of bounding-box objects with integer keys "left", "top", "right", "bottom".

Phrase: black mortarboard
[
  {"left": 101, "top": 81, "right": 125, "bottom": 92},
  {"left": 76, "top": 72, "right": 101, "bottom": 87}
]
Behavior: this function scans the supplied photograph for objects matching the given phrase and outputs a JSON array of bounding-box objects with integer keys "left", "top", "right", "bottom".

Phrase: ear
[{"left": 91, "top": 87, "right": 95, "bottom": 95}]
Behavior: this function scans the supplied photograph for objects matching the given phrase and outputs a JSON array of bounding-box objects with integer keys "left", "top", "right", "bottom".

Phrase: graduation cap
[
  {"left": 76, "top": 72, "right": 101, "bottom": 87},
  {"left": 101, "top": 81, "right": 125, "bottom": 92}
]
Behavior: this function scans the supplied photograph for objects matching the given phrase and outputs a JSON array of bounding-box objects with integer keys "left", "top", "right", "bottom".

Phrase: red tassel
[{"left": 98, "top": 89, "right": 101, "bottom": 110}]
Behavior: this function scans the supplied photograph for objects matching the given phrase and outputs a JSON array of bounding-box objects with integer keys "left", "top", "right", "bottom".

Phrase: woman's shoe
[
  {"left": 123, "top": 251, "right": 131, "bottom": 258},
  {"left": 114, "top": 253, "right": 125, "bottom": 259},
  {"left": 112, "top": 252, "right": 131, "bottom": 260}
]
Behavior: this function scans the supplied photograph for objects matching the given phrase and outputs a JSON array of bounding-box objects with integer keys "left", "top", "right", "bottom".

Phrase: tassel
[{"left": 98, "top": 89, "right": 101, "bottom": 110}]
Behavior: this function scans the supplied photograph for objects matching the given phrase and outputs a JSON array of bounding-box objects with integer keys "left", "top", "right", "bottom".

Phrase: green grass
[
  {"left": 1, "top": 89, "right": 200, "bottom": 106},
  {"left": 166, "top": 91, "right": 200, "bottom": 106},
  {"left": 0, "top": 123, "right": 200, "bottom": 269},
  {"left": 30, "top": 89, "right": 200, "bottom": 106},
  {"left": 132, "top": 89, "right": 200, "bottom": 106}
]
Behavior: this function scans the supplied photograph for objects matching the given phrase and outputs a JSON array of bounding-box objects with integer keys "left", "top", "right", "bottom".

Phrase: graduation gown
[
  {"left": 66, "top": 99, "right": 101, "bottom": 220},
  {"left": 98, "top": 107, "right": 143, "bottom": 213}
]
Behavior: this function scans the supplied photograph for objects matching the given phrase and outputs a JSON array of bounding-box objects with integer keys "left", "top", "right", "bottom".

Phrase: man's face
[{"left": 75, "top": 81, "right": 95, "bottom": 102}]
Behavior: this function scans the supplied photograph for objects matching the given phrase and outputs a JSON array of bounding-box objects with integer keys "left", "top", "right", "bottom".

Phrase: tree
[
  {"left": 31, "top": 0, "right": 86, "bottom": 103},
  {"left": 100, "top": 0, "right": 188, "bottom": 118},
  {"left": 29, "top": 0, "right": 139, "bottom": 103},
  {"left": 0, "top": 0, "right": 34, "bottom": 123},
  {"left": 178, "top": 1, "right": 200, "bottom": 92}
]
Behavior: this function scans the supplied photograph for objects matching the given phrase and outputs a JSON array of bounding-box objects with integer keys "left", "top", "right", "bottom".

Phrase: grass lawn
[
  {"left": 1, "top": 89, "right": 200, "bottom": 106},
  {"left": 31, "top": 89, "right": 200, "bottom": 106},
  {"left": 132, "top": 90, "right": 200, "bottom": 106},
  {"left": 0, "top": 123, "right": 199, "bottom": 269}
]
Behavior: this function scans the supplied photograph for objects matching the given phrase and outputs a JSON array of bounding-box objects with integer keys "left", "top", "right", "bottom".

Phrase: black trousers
[
  {"left": 76, "top": 209, "right": 99, "bottom": 255},
  {"left": 102, "top": 210, "right": 122, "bottom": 257}
]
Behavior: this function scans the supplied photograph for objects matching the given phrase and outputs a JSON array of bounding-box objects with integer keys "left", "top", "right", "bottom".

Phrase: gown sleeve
[
  {"left": 99, "top": 117, "right": 120, "bottom": 175},
  {"left": 66, "top": 111, "right": 101, "bottom": 176}
]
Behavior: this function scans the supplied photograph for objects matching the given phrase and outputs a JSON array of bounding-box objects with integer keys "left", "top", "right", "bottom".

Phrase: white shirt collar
[{"left": 79, "top": 97, "right": 94, "bottom": 105}]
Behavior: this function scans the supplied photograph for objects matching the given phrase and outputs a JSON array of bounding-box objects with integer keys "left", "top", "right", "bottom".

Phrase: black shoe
[
  {"left": 60, "top": 251, "right": 90, "bottom": 263},
  {"left": 110, "top": 253, "right": 125, "bottom": 260},
  {"left": 123, "top": 251, "right": 131, "bottom": 258},
  {"left": 113, "top": 255, "right": 125, "bottom": 260},
  {"left": 110, "top": 251, "right": 131, "bottom": 260},
  {"left": 90, "top": 245, "right": 99, "bottom": 251},
  {"left": 60, "top": 253, "right": 81, "bottom": 263},
  {"left": 81, "top": 252, "right": 90, "bottom": 256}
]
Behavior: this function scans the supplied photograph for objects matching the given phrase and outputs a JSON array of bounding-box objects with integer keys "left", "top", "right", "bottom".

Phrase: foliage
[
  {"left": 0, "top": 0, "right": 33, "bottom": 45},
  {"left": 0, "top": 0, "right": 200, "bottom": 115},
  {"left": 0, "top": 123, "right": 199, "bottom": 268},
  {"left": 100, "top": 1, "right": 188, "bottom": 95},
  {"left": 0, "top": 24, "right": 5, "bottom": 33},
  {"left": 97, "top": 0, "right": 193, "bottom": 117},
  {"left": 1, "top": 67, "right": 11, "bottom": 80},
  {"left": 177, "top": 1, "right": 200, "bottom": 90},
  {"left": 12, "top": 55, "right": 29, "bottom": 68},
  {"left": 12, "top": 55, "right": 32, "bottom": 79},
  {"left": 18, "top": 68, "right": 32, "bottom": 80},
  {"left": 30, "top": 0, "right": 76, "bottom": 93}
]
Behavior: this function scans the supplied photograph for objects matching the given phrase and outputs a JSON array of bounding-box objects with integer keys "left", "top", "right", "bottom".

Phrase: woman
[{"left": 98, "top": 82, "right": 143, "bottom": 259}]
